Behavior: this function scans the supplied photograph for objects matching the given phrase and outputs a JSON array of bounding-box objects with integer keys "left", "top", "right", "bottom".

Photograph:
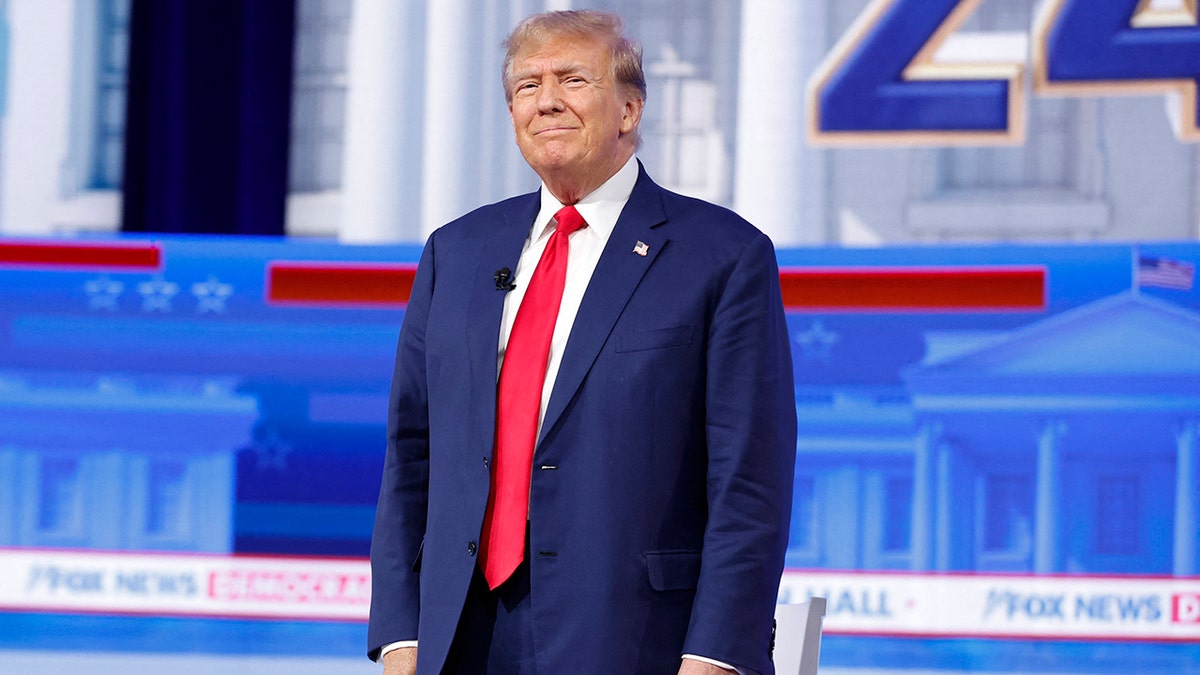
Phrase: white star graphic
[
  {"left": 83, "top": 276, "right": 124, "bottom": 311},
  {"left": 793, "top": 320, "right": 840, "bottom": 362},
  {"left": 191, "top": 276, "right": 234, "bottom": 313},
  {"left": 137, "top": 277, "right": 180, "bottom": 313}
]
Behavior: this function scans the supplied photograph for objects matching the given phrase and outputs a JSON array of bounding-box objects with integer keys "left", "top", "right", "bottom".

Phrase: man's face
[{"left": 508, "top": 36, "right": 642, "bottom": 187}]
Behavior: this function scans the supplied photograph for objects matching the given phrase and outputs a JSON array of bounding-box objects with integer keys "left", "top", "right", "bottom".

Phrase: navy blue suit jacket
[{"left": 368, "top": 166, "right": 796, "bottom": 674}]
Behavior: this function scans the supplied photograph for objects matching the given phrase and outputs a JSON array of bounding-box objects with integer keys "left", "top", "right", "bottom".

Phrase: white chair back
[{"left": 773, "top": 597, "right": 826, "bottom": 675}]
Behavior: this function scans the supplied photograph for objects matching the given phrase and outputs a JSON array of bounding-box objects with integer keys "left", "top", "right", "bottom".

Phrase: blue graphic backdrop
[{"left": 1, "top": 235, "right": 1198, "bottom": 672}]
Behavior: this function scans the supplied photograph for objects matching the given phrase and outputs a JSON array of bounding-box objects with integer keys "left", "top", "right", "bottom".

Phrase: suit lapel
[
  {"left": 466, "top": 194, "right": 540, "bottom": 452},
  {"left": 537, "top": 170, "right": 669, "bottom": 447}
]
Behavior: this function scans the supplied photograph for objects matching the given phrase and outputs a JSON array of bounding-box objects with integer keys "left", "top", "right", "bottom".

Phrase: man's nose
[{"left": 536, "top": 81, "right": 564, "bottom": 113}]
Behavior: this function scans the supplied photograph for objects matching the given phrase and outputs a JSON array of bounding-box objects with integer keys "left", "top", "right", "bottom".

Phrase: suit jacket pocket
[
  {"left": 644, "top": 550, "right": 702, "bottom": 591},
  {"left": 615, "top": 325, "right": 693, "bottom": 353}
]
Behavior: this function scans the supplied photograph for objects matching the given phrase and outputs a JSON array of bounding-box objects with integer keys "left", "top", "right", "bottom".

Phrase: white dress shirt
[
  {"left": 495, "top": 154, "right": 639, "bottom": 430},
  {"left": 379, "top": 156, "right": 750, "bottom": 674}
]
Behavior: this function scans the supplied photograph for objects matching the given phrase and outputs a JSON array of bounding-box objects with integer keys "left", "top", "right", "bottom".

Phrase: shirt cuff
[
  {"left": 682, "top": 653, "right": 754, "bottom": 675},
  {"left": 380, "top": 646, "right": 746, "bottom": 671},
  {"left": 376, "top": 640, "right": 418, "bottom": 662}
]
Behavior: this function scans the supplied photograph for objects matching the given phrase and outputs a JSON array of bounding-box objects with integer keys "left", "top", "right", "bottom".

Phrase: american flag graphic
[{"left": 1137, "top": 255, "right": 1195, "bottom": 290}]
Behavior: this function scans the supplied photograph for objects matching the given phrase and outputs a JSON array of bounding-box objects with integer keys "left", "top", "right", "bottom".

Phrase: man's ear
[{"left": 620, "top": 96, "right": 645, "bottom": 136}]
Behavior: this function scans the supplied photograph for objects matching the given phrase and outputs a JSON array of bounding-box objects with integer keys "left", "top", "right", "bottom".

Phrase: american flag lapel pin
[{"left": 633, "top": 241, "right": 649, "bottom": 257}]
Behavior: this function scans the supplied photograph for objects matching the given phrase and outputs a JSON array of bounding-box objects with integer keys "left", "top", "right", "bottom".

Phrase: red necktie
[{"left": 480, "top": 205, "right": 587, "bottom": 589}]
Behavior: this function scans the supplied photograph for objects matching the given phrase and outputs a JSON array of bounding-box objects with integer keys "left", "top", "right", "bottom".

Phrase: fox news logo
[{"left": 1172, "top": 594, "right": 1200, "bottom": 623}]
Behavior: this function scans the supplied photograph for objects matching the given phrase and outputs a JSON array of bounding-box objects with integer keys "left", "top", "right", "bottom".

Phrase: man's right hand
[{"left": 382, "top": 646, "right": 417, "bottom": 675}]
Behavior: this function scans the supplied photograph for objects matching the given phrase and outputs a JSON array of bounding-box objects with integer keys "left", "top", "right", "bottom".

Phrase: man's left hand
[{"left": 678, "top": 659, "right": 737, "bottom": 675}]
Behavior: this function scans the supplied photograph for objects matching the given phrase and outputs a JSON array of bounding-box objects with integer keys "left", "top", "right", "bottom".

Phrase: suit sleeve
[
  {"left": 367, "top": 234, "right": 437, "bottom": 660},
  {"left": 683, "top": 231, "right": 796, "bottom": 674}
]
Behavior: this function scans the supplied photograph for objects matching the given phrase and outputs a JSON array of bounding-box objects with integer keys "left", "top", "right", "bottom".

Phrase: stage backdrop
[
  {"left": 0, "top": 0, "right": 1198, "bottom": 672},
  {"left": 0, "top": 235, "right": 1197, "bottom": 673}
]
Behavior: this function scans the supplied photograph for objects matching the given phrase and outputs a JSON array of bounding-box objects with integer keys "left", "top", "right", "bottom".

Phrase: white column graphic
[
  {"left": 1176, "top": 422, "right": 1198, "bottom": 576},
  {"left": 339, "top": 1, "right": 426, "bottom": 242},
  {"left": 338, "top": 0, "right": 427, "bottom": 241},
  {"left": 1034, "top": 422, "right": 1066, "bottom": 573},
  {"left": 934, "top": 439, "right": 954, "bottom": 571},
  {"left": 420, "top": 0, "right": 481, "bottom": 237},
  {"left": 910, "top": 423, "right": 941, "bottom": 571},
  {"left": 0, "top": 0, "right": 79, "bottom": 234},
  {"left": 733, "top": 0, "right": 826, "bottom": 246}
]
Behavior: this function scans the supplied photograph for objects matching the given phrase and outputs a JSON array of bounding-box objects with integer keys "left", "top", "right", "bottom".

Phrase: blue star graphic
[
  {"left": 137, "top": 277, "right": 180, "bottom": 313},
  {"left": 252, "top": 428, "right": 294, "bottom": 472},
  {"left": 793, "top": 320, "right": 840, "bottom": 362},
  {"left": 84, "top": 276, "right": 124, "bottom": 311},
  {"left": 191, "top": 276, "right": 234, "bottom": 313}
]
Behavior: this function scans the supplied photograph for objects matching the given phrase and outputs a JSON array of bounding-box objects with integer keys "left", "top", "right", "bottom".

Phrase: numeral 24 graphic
[{"left": 807, "top": 0, "right": 1200, "bottom": 144}]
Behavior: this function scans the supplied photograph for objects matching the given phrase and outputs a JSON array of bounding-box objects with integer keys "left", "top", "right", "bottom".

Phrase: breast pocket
[{"left": 615, "top": 325, "right": 693, "bottom": 353}]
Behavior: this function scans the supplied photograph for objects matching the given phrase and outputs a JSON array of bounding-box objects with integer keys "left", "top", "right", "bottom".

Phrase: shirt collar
[{"left": 531, "top": 155, "right": 639, "bottom": 244}]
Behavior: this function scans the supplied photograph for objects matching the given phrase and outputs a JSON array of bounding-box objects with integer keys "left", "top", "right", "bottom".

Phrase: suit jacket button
[
  {"left": 467, "top": 541, "right": 477, "bottom": 556},
  {"left": 482, "top": 457, "right": 489, "bottom": 470}
]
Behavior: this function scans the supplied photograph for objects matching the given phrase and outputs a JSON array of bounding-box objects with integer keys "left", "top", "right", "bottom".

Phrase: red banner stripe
[
  {"left": 267, "top": 263, "right": 417, "bottom": 306},
  {"left": 779, "top": 267, "right": 1045, "bottom": 311},
  {"left": 0, "top": 242, "right": 161, "bottom": 269},
  {"left": 266, "top": 264, "right": 1044, "bottom": 310}
]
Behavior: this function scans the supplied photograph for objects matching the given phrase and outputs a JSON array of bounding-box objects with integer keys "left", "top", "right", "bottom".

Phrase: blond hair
[{"left": 501, "top": 10, "right": 647, "bottom": 104}]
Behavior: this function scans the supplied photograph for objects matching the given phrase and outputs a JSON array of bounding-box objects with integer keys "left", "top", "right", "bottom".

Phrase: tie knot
[{"left": 554, "top": 206, "right": 587, "bottom": 237}]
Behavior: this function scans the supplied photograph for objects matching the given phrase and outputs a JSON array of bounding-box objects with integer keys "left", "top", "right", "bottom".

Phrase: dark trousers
[{"left": 442, "top": 559, "right": 536, "bottom": 674}]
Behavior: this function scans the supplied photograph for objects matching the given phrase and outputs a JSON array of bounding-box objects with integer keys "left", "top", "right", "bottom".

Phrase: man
[{"left": 368, "top": 10, "right": 795, "bottom": 675}]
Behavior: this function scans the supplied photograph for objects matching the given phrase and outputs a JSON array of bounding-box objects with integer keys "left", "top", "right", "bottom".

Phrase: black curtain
[{"left": 122, "top": 0, "right": 296, "bottom": 235}]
